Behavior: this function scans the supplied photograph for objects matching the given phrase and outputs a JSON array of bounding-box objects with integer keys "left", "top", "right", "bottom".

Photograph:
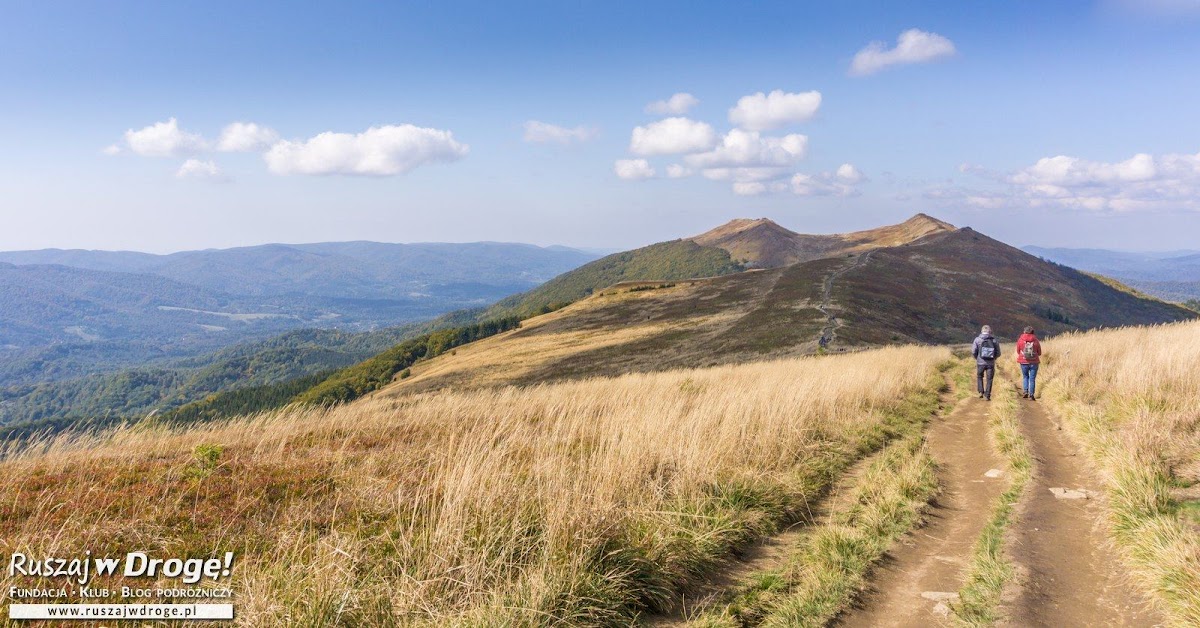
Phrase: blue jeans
[{"left": 1021, "top": 363, "right": 1039, "bottom": 397}]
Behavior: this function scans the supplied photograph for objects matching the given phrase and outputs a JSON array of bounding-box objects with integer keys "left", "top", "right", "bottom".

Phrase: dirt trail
[
  {"left": 646, "top": 441, "right": 893, "bottom": 625},
  {"left": 818, "top": 251, "right": 873, "bottom": 348},
  {"left": 837, "top": 393, "right": 1005, "bottom": 627},
  {"left": 1002, "top": 390, "right": 1161, "bottom": 626}
]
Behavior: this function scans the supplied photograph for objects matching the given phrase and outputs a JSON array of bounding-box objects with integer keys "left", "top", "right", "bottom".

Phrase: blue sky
[{"left": 2, "top": 0, "right": 1199, "bottom": 252}]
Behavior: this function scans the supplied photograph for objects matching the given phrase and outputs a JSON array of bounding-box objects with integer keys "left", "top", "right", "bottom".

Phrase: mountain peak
[
  {"left": 903, "top": 213, "right": 958, "bottom": 233},
  {"left": 692, "top": 218, "right": 794, "bottom": 244},
  {"left": 689, "top": 218, "right": 811, "bottom": 268}
]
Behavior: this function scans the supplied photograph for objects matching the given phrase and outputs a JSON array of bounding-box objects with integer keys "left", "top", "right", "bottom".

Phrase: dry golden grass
[
  {"left": 391, "top": 282, "right": 775, "bottom": 395},
  {"left": 392, "top": 314, "right": 673, "bottom": 391},
  {"left": 1, "top": 345, "right": 948, "bottom": 626},
  {"left": 1039, "top": 320, "right": 1200, "bottom": 625}
]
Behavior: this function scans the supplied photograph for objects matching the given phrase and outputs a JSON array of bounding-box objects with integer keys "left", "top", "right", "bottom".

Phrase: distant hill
[
  {"left": 381, "top": 219, "right": 1194, "bottom": 395},
  {"left": 0, "top": 261, "right": 479, "bottom": 387},
  {"left": 0, "top": 263, "right": 326, "bottom": 383},
  {"left": 1122, "top": 280, "right": 1200, "bottom": 303},
  {"left": 0, "top": 241, "right": 598, "bottom": 299},
  {"left": 1023, "top": 246, "right": 1200, "bottom": 300}
]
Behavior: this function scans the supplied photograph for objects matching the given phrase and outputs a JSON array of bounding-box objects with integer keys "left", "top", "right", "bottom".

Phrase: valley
[{"left": 0, "top": 241, "right": 598, "bottom": 389}]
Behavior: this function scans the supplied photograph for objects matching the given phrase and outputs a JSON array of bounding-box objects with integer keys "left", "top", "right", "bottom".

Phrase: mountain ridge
[
  {"left": 688, "top": 213, "right": 958, "bottom": 268},
  {"left": 380, "top": 217, "right": 1193, "bottom": 397}
]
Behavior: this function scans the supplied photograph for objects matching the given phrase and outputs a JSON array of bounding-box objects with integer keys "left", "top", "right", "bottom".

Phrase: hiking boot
[
  {"left": 979, "top": 393, "right": 985, "bottom": 399},
  {"left": 1029, "top": 396, "right": 1036, "bottom": 402},
  {"left": 1023, "top": 392, "right": 1029, "bottom": 399},
  {"left": 985, "top": 395, "right": 991, "bottom": 401}
]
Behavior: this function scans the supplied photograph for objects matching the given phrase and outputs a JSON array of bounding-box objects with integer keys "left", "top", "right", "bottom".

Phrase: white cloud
[
  {"left": 217, "top": 122, "right": 280, "bottom": 152},
  {"left": 700, "top": 168, "right": 793, "bottom": 199},
  {"left": 1011, "top": 153, "right": 1158, "bottom": 187},
  {"left": 679, "top": 129, "right": 809, "bottom": 194},
  {"left": 263, "top": 124, "right": 468, "bottom": 176},
  {"left": 522, "top": 120, "right": 596, "bottom": 144},
  {"left": 645, "top": 93, "right": 700, "bottom": 115},
  {"left": 700, "top": 167, "right": 790, "bottom": 183},
  {"left": 629, "top": 117, "right": 717, "bottom": 155},
  {"left": 102, "top": 144, "right": 121, "bottom": 156},
  {"left": 614, "top": 158, "right": 655, "bottom": 180},
  {"left": 685, "top": 129, "right": 808, "bottom": 169},
  {"left": 849, "top": 29, "right": 957, "bottom": 76},
  {"left": 1009, "top": 151, "right": 1200, "bottom": 211},
  {"left": 728, "top": 90, "right": 821, "bottom": 131},
  {"left": 929, "top": 150, "right": 1200, "bottom": 212},
  {"left": 123, "top": 118, "right": 207, "bottom": 157},
  {"left": 666, "top": 164, "right": 692, "bottom": 178},
  {"left": 175, "top": 159, "right": 227, "bottom": 181},
  {"left": 733, "top": 182, "right": 769, "bottom": 196},
  {"left": 836, "top": 163, "right": 866, "bottom": 184},
  {"left": 791, "top": 166, "right": 866, "bottom": 197}
]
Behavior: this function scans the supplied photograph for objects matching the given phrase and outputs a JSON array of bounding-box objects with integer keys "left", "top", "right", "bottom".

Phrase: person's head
[
  {"left": 1023, "top": 325, "right": 1035, "bottom": 335},
  {"left": 981, "top": 325, "right": 992, "bottom": 335}
]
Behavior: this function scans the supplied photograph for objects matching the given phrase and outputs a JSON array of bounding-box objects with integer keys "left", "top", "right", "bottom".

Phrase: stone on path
[
  {"left": 984, "top": 468, "right": 1004, "bottom": 478},
  {"left": 1049, "top": 487, "right": 1092, "bottom": 499},
  {"left": 921, "top": 591, "right": 960, "bottom": 617}
]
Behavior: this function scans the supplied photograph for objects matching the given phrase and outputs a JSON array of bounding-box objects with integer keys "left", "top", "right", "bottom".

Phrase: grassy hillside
[
  {"left": 1039, "top": 320, "right": 1200, "bottom": 624},
  {"left": 0, "top": 346, "right": 949, "bottom": 625},
  {"left": 484, "top": 239, "right": 744, "bottom": 318},
  {"left": 830, "top": 229, "right": 1195, "bottom": 346}
]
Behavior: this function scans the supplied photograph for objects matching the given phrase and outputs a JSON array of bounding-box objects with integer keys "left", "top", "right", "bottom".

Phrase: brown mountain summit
[{"left": 689, "top": 213, "right": 957, "bottom": 268}]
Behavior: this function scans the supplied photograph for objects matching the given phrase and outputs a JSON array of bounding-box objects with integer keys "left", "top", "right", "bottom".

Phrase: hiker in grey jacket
[{"left": 972, "top": 325, "right": 1000, "bottom": 401}]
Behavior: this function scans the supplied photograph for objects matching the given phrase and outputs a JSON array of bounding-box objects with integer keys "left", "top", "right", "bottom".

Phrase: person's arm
[{"left": 972, "top": 338, "right": 980, "bottom": 358}]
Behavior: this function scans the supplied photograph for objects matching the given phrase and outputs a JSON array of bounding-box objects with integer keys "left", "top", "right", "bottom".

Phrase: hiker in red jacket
[{"left": 1016, "top": 326, "right": 1042, "bottom": 400}]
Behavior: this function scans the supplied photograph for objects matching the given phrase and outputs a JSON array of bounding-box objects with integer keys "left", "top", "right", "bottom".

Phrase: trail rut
[
  {"left": 837, "top": 391, "right": 1005, "bottom": 627},
  {"left": 644, "top": 441, "right": 892, "bottom": 626},
  {"left": 1002, "top": 388, "right": 1161, "bottom": 626},
  {"left": 644, "top": 372, "right": 948, "bottom": 626}
]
